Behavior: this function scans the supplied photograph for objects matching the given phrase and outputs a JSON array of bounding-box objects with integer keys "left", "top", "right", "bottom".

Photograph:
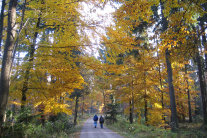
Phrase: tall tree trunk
[
  {"left": 129, "top": 99, "right": 133, "bottom": 124},
  {"left": 102, "top": 90, "right": 106, "bottom": 112},
  {"left": 12, "top": 0, "right": 27, "bottom": 64},
  {"left": 144, "top": 95, "right": 148, "bottom": 125},
  {"left": 0, "top": 0, "right": 6, "bottom": 53},
  {"left": 160, "top": 0, "right": 178, "bottom": 130},
  {"left": 81, "top": 95, "right": 84, "bottom": 116},
  {"left": 196, "top": 51, "right": 207, "bottom": 126},
  {"left": 21, "top": 17, "right": 41, "bottom": 110},
  {"left": 187, "top": 88, "right": 192, "bottom": 122},
  {"left": 74, "top": 95, "right": 79, "bottom": 125},
  {"left": 144, "top": 75, "right": 148, "bottom": 125},
  {"left": 200, "top": 21, "right": 207, "bottom": 127},
  {"left": 129, "top": 76, "right": 134, "bottom": 124},
  {"left": 157, "top": 49, "right": 165, "bottom": 120},
  {"left": 142, "top": 52, "right": 148, "bottom": 125},
  {"left": 181, "top": 103, "right": 185, "bottom": 122},
  {"left": 0, "top": 0, "right": 17, "bottom": 134},
  {"left": 185, "top": 64, "right": 192, "bottom": 123},
  {"left": 165, "top": 48, "right": 179, "bottom": 130},
  {"left": 200, "top": 21, "right": 207, "bottom": 69},
  {"left": 90, "top": 100, "right": 93, "bottom": 114}
]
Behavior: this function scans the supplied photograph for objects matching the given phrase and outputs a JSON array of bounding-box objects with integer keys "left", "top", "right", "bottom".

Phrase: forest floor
[{"left": 79, "top": 118, "right": 123, "bottom": 138}]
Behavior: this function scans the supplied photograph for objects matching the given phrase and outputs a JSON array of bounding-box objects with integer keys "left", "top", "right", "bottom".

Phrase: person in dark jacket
[
  {"left": 93, "top": 114, "right": 98, "bottom": 128},
  {"left": 99, "top": 115, "right": 104, "bottom": 128}
]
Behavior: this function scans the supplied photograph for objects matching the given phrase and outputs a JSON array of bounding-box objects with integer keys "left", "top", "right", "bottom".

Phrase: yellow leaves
[
  {"left": 9, "top": 0, "right": 84, "bottom": 115},
  {"left": 154, "top": 103, "right": 162, "bottom": 109},
  {"left": 147, "top": 109, "right": 166, "bottom": 127},
  {"left": 44, "top": 101, "right": 72, "bottom": 115},
  {"left": 106, "top": 89, "right": 114, "bottom": 94},
  {"left": 99, "top": 103, "right": 104, "bottom": 113},
  {"left": 116, "top": 0, "right": 159, "bottom": 25},
  {"left": 34, "top": 96, "right": 72, "bottom": 115},
  {"left": 9, "top": 101, "right": 21, "bottom": 106},
  {"left": 172, "top": 62, "right": 185, "bottom": 69}
]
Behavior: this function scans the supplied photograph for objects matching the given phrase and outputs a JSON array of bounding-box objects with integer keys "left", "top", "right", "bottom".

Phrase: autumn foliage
[{"left": 0, "top": 0, "right": 207, "bottom": 136}]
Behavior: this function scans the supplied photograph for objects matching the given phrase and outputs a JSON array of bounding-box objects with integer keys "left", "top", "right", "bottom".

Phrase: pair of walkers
[{"left": 93, "top": 115, "right": 104, "bottom": 128}]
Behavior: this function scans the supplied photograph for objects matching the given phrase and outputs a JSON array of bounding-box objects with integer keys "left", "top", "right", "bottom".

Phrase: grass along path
[
  {"left": 69, "top": 114, "right": 92, "bottom": 138},
  {"left": 106, "top": 116, "right": 207, "bottom": 138}
]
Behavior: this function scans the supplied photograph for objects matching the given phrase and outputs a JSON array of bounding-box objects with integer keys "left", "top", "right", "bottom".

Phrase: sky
[{"left": 79, "top": 1, "right": 118, "bottom": 58}]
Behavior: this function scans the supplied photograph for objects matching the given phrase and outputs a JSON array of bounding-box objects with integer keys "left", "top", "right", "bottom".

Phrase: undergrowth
[
  {"left": 106, "top": 115, "right": 207, "bottom": 138},
  {"left": 3, "top": 109, "right": 89, "bottom": 138}
]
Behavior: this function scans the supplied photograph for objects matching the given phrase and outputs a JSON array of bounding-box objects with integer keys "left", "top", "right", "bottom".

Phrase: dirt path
[{"left": 79, "top": 118, "right": 124, "bottom": 138}]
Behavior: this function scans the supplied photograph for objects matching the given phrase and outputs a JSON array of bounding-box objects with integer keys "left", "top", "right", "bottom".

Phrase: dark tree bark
[
  {"left": 21, "top": 17, "right": 41, "bottom": 110},
  {"left": 159, "top": 0, "right": 178, "bottom": 130},
  {"left": 129, "top": 99, "right": 133, "bottom": 124},
  {"left": 165, "top": 49, "right": 179, "bottom": 130},
  {"left": 143, "top": 76, "right": 148, "bottom": 125},
  {"left": 0, "top": 0, "right": 18, "bottom": 134},
  {"left": 185, "top": 64, "right": 192, "bottom": 123},
  {"left": 0, "top": 0, "right": 6, "bottom": 53},
  {"left": 200, "top": 20, "right": 207, "bottom": 69},
  {"left": 142, "top": 52, "right": 148, "bottom": 125},
  {"left": 199, "top": 20, "right": 207, "bottom": 127},
  {"left": 187, "top": 88, "right": 192, "bottom": 123},
  {"left": 129, "top": 77, "right": 134, "bottom": 124},
  {"left": 81, "top": 95, "right": 84, "bottom": 116},
  {"left": 74, "top": 95, "right": 79, "bottom": 125},
  {"left": 196, "top": 52, "right": 207, "bottom": 126},
  {"left": 144, "top": 95, "right": 148, "bottom": 125},
  {"left": 102, "top": 90, "right": 106, "bottom": 112}
]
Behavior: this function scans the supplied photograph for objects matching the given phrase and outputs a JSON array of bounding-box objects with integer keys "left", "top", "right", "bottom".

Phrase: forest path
[{"left": 79, "top": 118, "right": 124, "bottom": 138}]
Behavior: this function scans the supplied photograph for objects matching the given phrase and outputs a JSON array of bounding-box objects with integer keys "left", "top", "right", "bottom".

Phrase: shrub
[{"left": 3, "top": 112, "right": 75, "bottom": 138}]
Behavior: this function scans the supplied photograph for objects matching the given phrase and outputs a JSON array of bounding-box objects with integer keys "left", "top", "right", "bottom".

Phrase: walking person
[
  {"left": 93, "top": 114, "right": 98, "bottom": 128},
  {"left": 99, "top": 115, "right": 104, "bottom": 128}
]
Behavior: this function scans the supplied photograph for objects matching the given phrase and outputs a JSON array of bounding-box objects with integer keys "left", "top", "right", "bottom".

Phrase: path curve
[{"left": 79, "top": 118, "right": 124, "bottom": 138}]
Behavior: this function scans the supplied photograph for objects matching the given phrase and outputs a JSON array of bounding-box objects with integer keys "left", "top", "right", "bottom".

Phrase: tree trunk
[
  {"left": 157, "top": 49, "right": 165, "bottom": 120},
  {"left": 142, "top": 52, "right": 148, "bottom": 125},
  {"left": 90, "top": 100, "right": 93, "bottom": 114},
  {"left": 159, "top": 0, "right": 178, "bottom": 130},
  {"left": 181, "top": 103, "right": 185, "bottom": 122},
  {"left": 200, "top": 21, "right": 207, "bottom": 127},
  {"left": 187, "top": 89, "right": 192, "bottom": 122},
  {"left": 12, "top": 0, "right": 27, "bottom": 65},
  {"left": 144, "top": 82, "right": 148, "bottom": 124},
  {"left": 0, "top": 0, "right": 6, "bottom": 53},
  {"left": 102, "top": 90, "right": 106, "bottom": 112},
  {"left": 200, "top": 21, "right": 207, "bottom": 69},
  {"left": 196, "top": 52, "right": 207, "bottom": 126},
  {"left": 21, "top": 17, "right": 41, "bottom": 110},
  {"left": 185, "top": 64, "right": 192, "bottom": 123},
  {"left": 144, "top": 95, "right": 148, "bottom": 125},
  {"left": 165, "top": 48, "right": 179, "bottom": 130},
  {"left": 0, "top": 0, "right": 17, "bottom": 134},
  {"left": 129, "top": 77, "right": 134, "bottom": 124},
  {"left": 81, "top": 95, "right": 84, "bottom": 116},
  {"left": 74, "top": 95, "right": 79, "bottom": 125},
  {"left": 129, "top": 99, "right": 133, "bottom": 124}
]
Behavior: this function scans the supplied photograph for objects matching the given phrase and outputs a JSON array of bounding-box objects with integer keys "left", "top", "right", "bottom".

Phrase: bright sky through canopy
[{"left": 79, "top": 1, "right": 118, "bottom": 58}]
